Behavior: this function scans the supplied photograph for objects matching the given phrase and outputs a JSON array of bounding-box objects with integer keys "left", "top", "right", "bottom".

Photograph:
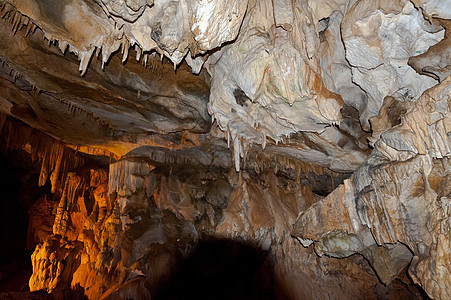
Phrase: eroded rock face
[
  {"left": 342, "top": 0, "right": 443, "bottom": 130},
  {"left": 24, "top": 152, "right": 422, "bottom": 299},
  {"left": 293, "top": 77, "right": 451, "bottom": 299},
  {"left": 0, "top": 0, "right": 449, "bottom": 299}
]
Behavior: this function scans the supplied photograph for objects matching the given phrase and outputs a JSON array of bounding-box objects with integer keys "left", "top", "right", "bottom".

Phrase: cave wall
[{"left": 23, "top": 142, "right": 424, "bottom": 299}]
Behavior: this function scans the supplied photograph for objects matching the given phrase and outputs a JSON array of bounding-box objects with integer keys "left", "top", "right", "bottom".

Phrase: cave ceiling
[{"left": 0, "top": 0, "right": 450, "bottom": 299}]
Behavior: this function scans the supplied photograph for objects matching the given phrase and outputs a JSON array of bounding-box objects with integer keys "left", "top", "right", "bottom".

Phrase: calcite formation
[
  {"left": 0, "top": 0, "right": 449, "bottom": 299},
  {"left": 294, "top": 77, "right": 451, "bottom": 299}
]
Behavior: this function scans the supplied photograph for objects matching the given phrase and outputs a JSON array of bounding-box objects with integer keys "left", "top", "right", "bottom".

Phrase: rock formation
[{"left": 0, "top": 0, "right": 449, "bottom": 299}]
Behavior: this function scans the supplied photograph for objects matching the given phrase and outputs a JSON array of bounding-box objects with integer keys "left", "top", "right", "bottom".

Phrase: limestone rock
[
  {"left": 342, "top": 0, "right": 444, "bottom": 130},
  {"left": 293, "top": 78, "right": 451, "bottom": 299},
  {"left": 411, "top": 0, "right": 451, "bottom": 19},
  {"left": 409, "top": 19, "right": 451, "bottom": 82},
  {"left": 24, "top": 153, "right": 421, "bottom": 299},
  {"left": 206, "top": 0, "right": 348, "bottom": 170}
]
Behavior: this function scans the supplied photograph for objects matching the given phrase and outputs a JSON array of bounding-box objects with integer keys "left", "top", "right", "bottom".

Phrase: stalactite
[
  {"left": 79, "top": 48, "right": 95, "bottom": 76},
  {"left": 0, "top": 117, "right": 86, "bottom": 193},
  {"left": 41, "top": 93, "right": 110, "bottom": 128},
  {"left": 0, "top": 0, "right": 36, "bottom": 37},
  {"left": 108, "top": 159, "right": 153, "bottom": 194},
  {"left": 122, "top": 39, "right": 130, "bottom": 63},
  {"left": 135, "top": 44, "right": 142, "bottom": 62},
  {"left": 38, "top": 154, "right": 49, "bottom": 187},
  {"left": 25, "top": 22, "right": 36, "bottom": 36},
  {"left": 53, "top": 172, "right": 87, "bottom": 236},
  {"left": 250, "top": 151, "right": 332, "bottom": 182}
]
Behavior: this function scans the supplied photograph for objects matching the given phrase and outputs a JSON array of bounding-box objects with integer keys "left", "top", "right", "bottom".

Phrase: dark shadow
[
  {"left": 0, "top": 290, "right": 54, "bottom": 299},
  {"left": 0, "top": 151, "right": 39, "bottom": 293},
  {"left": 155, "top": 238, "right": 288, "bottom": 300},
  {"left": 64, "top": 284, "right": 88, "bottom": 300}
]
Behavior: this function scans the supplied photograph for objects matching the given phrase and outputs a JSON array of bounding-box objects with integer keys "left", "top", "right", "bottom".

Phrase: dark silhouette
[{"left": 155, "top": 238, "right": 286, "bottom": 300}]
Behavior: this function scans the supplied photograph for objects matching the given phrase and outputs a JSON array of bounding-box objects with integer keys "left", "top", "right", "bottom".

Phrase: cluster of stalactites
[
  {"left": 0, "top": 0, "right": 165, "bottom": 76},
  {"left": 53, "top": 172, "right": 87, "bottom": 236},
  {"left": 77, "top": 33, "right": 166, "bottom": 76},
  {"left": 108, "top": 159, "right": 154, "bottom": 195},
  {"left": 250, "top": 152, "right": 331, "bottom": 183},
  {"left": 0, "top": 115, "right": 85, "bottom": 194},
  {"left": 0, "top": 0, "right": 37, "bottom": 36}
]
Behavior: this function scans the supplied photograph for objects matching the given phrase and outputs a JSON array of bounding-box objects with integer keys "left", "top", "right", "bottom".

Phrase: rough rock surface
[
  {"left": 294, "top": 77, "right": 451, "bottom": 299},
  {"left": 24, "top": 152, "right": 423, "bottom": 299},
  {"left": 0, "top": 0, "right": 449, "bottom": 299}
]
